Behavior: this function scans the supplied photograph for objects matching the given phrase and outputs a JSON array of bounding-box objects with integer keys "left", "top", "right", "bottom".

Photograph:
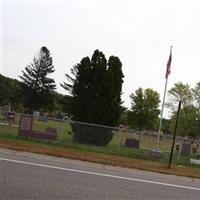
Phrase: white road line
[{"left": 1, "top": 157, "right": 200, "bottom": 191}]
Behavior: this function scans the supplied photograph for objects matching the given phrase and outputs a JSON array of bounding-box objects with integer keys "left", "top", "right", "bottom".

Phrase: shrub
[{"left": 71, "top": 123, "right": 113, "bottom": 146}]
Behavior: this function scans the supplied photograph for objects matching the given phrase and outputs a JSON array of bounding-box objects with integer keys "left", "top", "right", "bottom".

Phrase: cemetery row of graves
[{"left": 0, "top": 108, "right": 200, "bottom": 167}]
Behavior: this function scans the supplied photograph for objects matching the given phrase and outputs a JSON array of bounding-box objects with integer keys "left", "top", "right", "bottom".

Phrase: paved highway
[{"left": 0, "top": 148, "right": 200, "bottom": 199}]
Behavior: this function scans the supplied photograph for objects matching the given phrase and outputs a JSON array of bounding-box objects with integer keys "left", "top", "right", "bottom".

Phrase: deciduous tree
[
  {"left": 168, "top": 82, "right": 193, "bottom": 110},
  {"left": 128, "top": 88, "right": 160, "bottom": 130},
  {"left": 193, "top": 81, "right": 200, "bottom": 109},
  {"left": 170, "top": 105, "right": 199, "bottom": 138}
]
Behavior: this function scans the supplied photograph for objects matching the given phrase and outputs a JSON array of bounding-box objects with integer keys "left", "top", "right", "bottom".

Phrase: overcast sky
[{"left": 1, "top": 0, "right": 200, "bottom": 117}]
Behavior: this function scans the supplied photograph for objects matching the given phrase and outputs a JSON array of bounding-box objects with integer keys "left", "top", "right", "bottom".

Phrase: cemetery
[{"left": 0, "top": 109, "right": 200, "bottom": 168}]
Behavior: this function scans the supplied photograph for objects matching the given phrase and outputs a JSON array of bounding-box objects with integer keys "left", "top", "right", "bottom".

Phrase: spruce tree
[{"left": 20, "top": 46, "right": 56, "bottom": 112}]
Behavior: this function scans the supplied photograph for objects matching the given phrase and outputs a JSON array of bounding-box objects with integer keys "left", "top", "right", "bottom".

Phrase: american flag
[{"left": 165, "top": 47, "right": 172, "bottom": 79}]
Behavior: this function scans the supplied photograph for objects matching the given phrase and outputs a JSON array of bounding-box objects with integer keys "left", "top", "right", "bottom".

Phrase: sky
[{"left": 1, "top": 0, "right": 200, "bottom": 118}]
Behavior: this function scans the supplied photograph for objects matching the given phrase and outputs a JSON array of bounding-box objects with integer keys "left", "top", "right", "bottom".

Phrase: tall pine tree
[
  {"left": 61, "top": 49, "right": 123, "bottom": 145},
  {"left": 20, "top": 46, "right": 56, "bottom": 112}
]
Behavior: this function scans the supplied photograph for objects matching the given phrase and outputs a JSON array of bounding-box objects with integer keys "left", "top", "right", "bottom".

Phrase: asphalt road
[{"left": 0, "top": 149, "right": 200, "bottom": 200}]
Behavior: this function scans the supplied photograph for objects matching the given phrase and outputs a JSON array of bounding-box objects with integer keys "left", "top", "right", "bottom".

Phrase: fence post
[{"left": 168, "top": 101, "right": 181, "bottom": 169}]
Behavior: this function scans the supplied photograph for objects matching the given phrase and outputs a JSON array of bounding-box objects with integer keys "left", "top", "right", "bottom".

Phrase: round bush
[{"left": 71, "top": 123, "right": 113, "bottom": 146}]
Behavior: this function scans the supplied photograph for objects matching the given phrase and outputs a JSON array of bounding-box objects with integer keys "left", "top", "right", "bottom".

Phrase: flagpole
[
  {"left": 156, "top": 76, "right": 168, "bottom": 151},
  {"left": 156, "top": 46, "right": 172, "bottom": 151}
]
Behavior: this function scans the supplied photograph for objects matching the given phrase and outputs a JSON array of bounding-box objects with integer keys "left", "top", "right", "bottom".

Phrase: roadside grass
[
  {"left": 0, "top": 137, "right": 200, "bottom": 178},
  {"left": 0, "top": 116, "right": 200, "bottom": 172},
  {"left": 0, "top": 123, "right": 199, "bottom": 167}
]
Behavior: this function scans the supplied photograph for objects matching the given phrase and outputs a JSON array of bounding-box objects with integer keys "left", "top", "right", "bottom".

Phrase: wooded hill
[{"left": 0, "top": 74, "right": 66, "bottom": 114}]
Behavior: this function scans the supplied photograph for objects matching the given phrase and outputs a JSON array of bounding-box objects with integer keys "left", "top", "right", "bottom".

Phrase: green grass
[
  {"left": 0, "top": 113, "right": 199, "bottom": 168},
  {"left": 112, "top": 131, "right": 172, "bottom": 151},
  {"left": 1, "top": 131, "right": 199, "bottom": 168},
  {"left": 32, "top": 119, "right": 73, "bottom": 142},
  {"left": 0, "top": 112, "right": 185, "bottom": 152},
  {"left": 0, "top": 123, "right": 18, "bottom": 136},
  {"left": 0, "top": 113, "right": 73, "bottom": 143}
]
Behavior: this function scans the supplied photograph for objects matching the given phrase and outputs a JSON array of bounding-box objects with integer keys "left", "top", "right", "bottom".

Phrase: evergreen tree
[
  {"left": 61, "top": 49, "right": 124, "bottom": 145},
  {"left": 20, "top": 46, "right": 56, "bottom": 112},
  {"left": 108, "top": 56, "right": 124, "bottom": 125}
]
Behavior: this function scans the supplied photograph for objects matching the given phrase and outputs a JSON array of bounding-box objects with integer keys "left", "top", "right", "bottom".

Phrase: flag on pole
[
  {"left": 157, "top": 46, "right": 173, "bottom": 151},
  {"left": 165, "top": 47, "right": 172, "bottom": 79}
]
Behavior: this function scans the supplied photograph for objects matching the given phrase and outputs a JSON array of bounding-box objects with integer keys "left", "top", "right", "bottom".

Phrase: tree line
[
  {"left": 0, "top": 46, "right": 200, "bottom": 144},
  {"left": 121, "top": 82, "right": 200, "bottom": 139}
]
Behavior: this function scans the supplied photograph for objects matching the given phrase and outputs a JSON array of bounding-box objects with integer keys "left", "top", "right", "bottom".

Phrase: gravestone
[
  {"left": 18, "top": 114, "right": 33, "bottom": 136},
  {"left": 149, "top": 150, "right": 162, "bottom": 160},
  {"left": 2, "top": 105, "right": 11, "bottom": 122},
  {"left": 7, "top": 112, "right": 15, "bottom": 125},
  {"left": 33, "top": 111, "right": 40, "bottom": 119},
  {"left": 182, "top": 143, "right": 191, "bottom": 156},
  {"left": 125, "top": 138, "right": 140, "bottom": 148},
  {"left": 18, "top": 114, "right": 57, "bottom": 141}
]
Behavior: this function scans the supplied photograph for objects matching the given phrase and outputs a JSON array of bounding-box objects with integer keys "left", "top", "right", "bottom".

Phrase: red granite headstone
[{"left": 18, "top": 114, "right": 33, "bottom": 136}]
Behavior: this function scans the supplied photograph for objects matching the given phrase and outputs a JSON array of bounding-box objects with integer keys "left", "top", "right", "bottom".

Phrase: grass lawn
[
  {"left": 0, "top": 112, "right": 190, "bottom": 151},
  {"left": 0, "top": 113, "right": 200, "bottom": 170}
]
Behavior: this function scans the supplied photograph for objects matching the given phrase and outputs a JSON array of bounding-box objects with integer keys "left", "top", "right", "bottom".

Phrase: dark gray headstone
[
  {"left": 182, "top": 143, "right": 191, "bottom": 156},
  {"left": 125, "top": 138, "right": 140, "bottom": 148},
  {"left": 149, "top": 150, "right": 162, "bottom": 160}
]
